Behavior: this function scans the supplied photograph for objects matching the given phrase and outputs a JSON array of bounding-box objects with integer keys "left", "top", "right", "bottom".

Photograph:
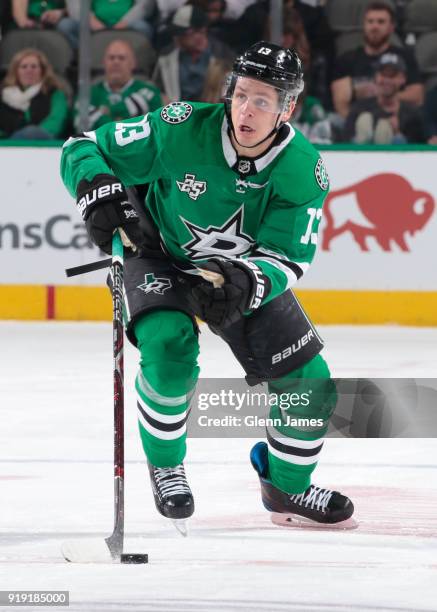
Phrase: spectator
[
  {"left": 155, "top": 0, "right": 185, "bottom": 24},
  {"left": 290, "top": 0, "right": 335, "bottom": 109},
  {"left": 282, "top": 8, "right": 311, "bottom": 74},
  {"left": 343, "top": 53, "right": 426, "bottom": 144},
  {"left": 155, "top": 1, "right": 266, "bottom": 54},
  {"left": 291, "top": 92, "right": 332, "bottom": 143},
  {"left": 331, "top": 1, "right": 423, "bottom": 118},
  {"left": 61, "top": 0, "right": 154, "bottom": 48},
  {"left": 154, "top": 0, "right": 186, "bottom": 49},
  {"left": 424, "top": 85, "right": 437, "bottom": 145},
  {"left": 74, "top": 39, "right": 162, "bottom": 132},
  {"left": 12, "top": 0, "right": 67, "bottom": 31},
  {"left": 153, "top": 4, "right": 233, "bottom": 104},
  {"left": 216, "top": 0, "right": 269, "bottom": 53},
  {"left": 281, "top": 8, "right": 334, "bottom": 114},
  {"left": 0, "top": 48, "right": 69, "bottom": 139}
]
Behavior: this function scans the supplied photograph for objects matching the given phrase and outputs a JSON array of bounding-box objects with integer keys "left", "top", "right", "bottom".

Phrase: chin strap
[
  {"left": 231, "top": 114, "right": 282, "bottom": 150},
  {"left": 224, "top": 101, "right": 283, "bottom": 151}
]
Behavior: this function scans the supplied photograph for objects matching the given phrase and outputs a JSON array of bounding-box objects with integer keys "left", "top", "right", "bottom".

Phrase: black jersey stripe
[
  {"left": 130, "top": 93, "right": 149, "bottom": 114},
  {"left": 267, "top": 430, "right": 324, "bottom": 457},
  {"left": 251, "top": 250, "right": 304, "bottom": 279},
  {"left": 137, "top": 402, "right": 189, "bottom": 433}
]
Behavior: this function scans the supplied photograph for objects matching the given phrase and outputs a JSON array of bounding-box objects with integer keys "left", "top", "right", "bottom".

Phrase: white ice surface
[{"left": 0, "top": 322, "right": 436, "bottom": 612}]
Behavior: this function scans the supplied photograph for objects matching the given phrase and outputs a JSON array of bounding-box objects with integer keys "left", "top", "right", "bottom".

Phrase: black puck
[{"left": 120, "top": 553, "right": 148, "bottom": 564}]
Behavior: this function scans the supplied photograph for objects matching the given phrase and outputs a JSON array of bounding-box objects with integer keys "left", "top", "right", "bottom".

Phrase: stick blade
[{"left": 61, "top": 538, "right": 116, "bottom": 564}]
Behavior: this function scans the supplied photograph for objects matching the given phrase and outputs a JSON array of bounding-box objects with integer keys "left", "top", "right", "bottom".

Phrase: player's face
[
  {"left": 363, "top": 10, "right": 394, "bottom": 47},
  {"left": 104, "top": 42, "right": 135, "bottom": 86},
  {"left": 17, "top": 54, "right": 42, "bottom": 88},
  {"left": 231, "top": 77, "right": 294, "bottom": 154}
]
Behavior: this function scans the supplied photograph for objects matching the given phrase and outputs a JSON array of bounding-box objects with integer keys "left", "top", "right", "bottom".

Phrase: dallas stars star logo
[
  {"left": 137, "top": 273, "right": 172, "bottom": 295},
  {"left": 180, "top": 207, "right": 254, "bottom": 260}
]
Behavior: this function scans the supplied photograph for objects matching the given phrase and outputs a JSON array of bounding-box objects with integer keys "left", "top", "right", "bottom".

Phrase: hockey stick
[
  {"left": 61, "top": 232, "right": 148, "bottom": 564},
  {"left": 66, "top": 260, "right": 225, "bottom": 286},
  {"left": 65, "top": 257, "right": 111, "bottom": 277}
]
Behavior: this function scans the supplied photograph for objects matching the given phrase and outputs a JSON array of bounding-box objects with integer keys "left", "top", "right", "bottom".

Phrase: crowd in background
[{"left": 0, "top": 0, "right": 436, "bottom": 144}]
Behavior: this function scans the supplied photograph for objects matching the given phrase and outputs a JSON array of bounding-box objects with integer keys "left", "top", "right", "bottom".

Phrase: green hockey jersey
[
  {"left": 28, "top": 0, "right": 64, "bottom": 19},
  {"left": 92, "top": 0, "right": 133, "bottom": 26},
  {"left": 61, "top": 101, "right": 330, "bottom": 304},
  {"left": 73, "top": 79, "right": 162, "bottom": 132}
]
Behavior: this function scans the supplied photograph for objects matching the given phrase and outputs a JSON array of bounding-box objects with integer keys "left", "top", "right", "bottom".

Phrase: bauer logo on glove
[
  {"left": 77, "top": 180, "right": 124, "bottom": 219},
  {"left": 76, "top": 173, "right": 148, "bottom": 255}
]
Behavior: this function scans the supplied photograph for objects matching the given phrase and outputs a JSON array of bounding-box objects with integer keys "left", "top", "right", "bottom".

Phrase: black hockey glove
[
  {"left": 76, "top": 173, "right": 147, "bottom": 255},
  {"left": 192, "top": 258, "right": 271, "bottom": 328}
]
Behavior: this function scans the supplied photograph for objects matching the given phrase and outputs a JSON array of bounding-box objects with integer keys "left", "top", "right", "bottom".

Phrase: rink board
[{"left": 0, "top": 143, "right": 436, "bottom": 323}]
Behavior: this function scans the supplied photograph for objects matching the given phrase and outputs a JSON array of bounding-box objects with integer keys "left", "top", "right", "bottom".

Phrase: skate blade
[
  {"left": 271, "top": 512, "right": 359, "bottom": 531},
  {"left": 171, "top": 519, "right": 189, "bottom": 537}
]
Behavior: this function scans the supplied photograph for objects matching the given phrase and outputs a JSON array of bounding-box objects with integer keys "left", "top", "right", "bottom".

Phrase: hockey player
[{"left": 61, "top": 41, "right": 355, "bottom": 529}]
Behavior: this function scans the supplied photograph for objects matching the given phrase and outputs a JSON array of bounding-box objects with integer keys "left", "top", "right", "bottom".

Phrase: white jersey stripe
[
  {"left": 268, "top": 441, "right": 322, "bottom": 466},
  {"left": 266, "top": 427, "right": 325, "bottom": 448},
  {"left": 249, "top": 256, "right": 298, "bottom": 289},
  {"left": 138, "top": 411, "right": 186, "bottom": 440},
  {"left": 255, "top": 247, "right": 310, "bottom": 275},
  {"left": 136, "top": 371, "right": 189, "bottom": 407}
]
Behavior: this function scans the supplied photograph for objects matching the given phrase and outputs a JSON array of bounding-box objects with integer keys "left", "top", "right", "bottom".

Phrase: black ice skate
[
  {"left": 148, "top": 462, "right": 194, "bottom": 536},
  {"left": 250, "top": 442, "right": 357, "bottom": 530}
]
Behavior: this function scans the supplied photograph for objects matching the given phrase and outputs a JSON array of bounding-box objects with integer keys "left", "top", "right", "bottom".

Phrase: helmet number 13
[{"left": 300, "top": 207, "right": 322, "bottom": 245}]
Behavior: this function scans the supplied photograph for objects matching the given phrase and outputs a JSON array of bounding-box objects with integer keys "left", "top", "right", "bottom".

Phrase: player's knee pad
[
  {"left": 135, "top": 310, "right": 200, "bottom": 395},
  {"left": 212, "top": 290, "right": 324, "bottom": 385}
]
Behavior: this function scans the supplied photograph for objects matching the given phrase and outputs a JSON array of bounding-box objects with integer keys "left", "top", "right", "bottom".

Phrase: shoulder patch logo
[
  {"left": 315, "top": 158, "right": 329, "bottom": 191},
  {"left": 161, "top": 102, "right": 193, "bottom": 124}
]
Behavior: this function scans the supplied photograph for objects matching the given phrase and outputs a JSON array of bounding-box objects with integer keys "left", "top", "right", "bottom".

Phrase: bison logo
[{"left": 322, "top": 173, "right": 435, "bottom": 251}]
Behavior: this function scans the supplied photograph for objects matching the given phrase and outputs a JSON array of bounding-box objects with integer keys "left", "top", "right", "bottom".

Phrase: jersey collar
[
  {"left": 221, "top": 115, "right": 295, "bottom": 176},
  {"left": 104, "top": 78, "right": 135, "bottom": 94}
]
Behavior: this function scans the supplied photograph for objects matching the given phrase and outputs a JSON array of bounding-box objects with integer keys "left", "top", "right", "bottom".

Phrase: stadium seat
[
  {"left": 90, "top": 30, "right": 156, "bottom": 77},
  {"left": 335, "top": 30, "right": 403, "bottom": 56},
  {"left": 0, "top": 1, "right": 13, "bottom": 37},
  {"left": 326, "top": 0, "right": 396, "bottom": 33},
  {"left": 425, "top": 73, "right": 437, "bottom": 91},
  {"left": 404, "top": 0, "right": 437, "bottom": 35},
  {"left": 415, "top": 32, "right": 437, "bottom": 77},
  {"left": 0, "top": 29, "right": 73, "bottom": 75}
]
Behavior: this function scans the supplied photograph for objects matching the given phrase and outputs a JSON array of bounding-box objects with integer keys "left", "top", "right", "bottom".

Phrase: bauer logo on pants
[{"left": 137, "top": 273, "right": 172, "bottom": 295}]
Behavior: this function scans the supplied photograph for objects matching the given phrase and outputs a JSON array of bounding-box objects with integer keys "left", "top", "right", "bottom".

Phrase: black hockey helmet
[
  {"left": 224, "top": 41, "right": 304, "bottom": 112},
  {"left": 223, "top": 41, "right": 304, "bottom": 148},
  {"left": 233, "top": 42, "right": 303, "bottom": 96}
]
